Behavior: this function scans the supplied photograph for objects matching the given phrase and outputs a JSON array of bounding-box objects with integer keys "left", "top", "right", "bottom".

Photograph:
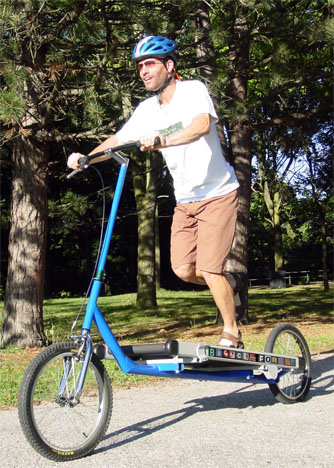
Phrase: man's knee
[
  {"left": 173, "top": 263, "right": 196, "bottom": 282},
  {"left": 173, "top": 264, "right": 207, "bottom": 285}
]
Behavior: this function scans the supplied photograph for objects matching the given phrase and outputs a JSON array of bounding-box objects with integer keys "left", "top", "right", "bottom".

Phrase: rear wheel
[
  {"left": 18, "top": 341, "right": 113, "bottom": 461},
  {"left": 264, "top": 324, "right": 312, "bottom": 403}
]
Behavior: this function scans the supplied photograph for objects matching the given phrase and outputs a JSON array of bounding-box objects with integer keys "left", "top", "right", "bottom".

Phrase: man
[{"left": 68, "top": 35, "right": 246, "bottom": 348}]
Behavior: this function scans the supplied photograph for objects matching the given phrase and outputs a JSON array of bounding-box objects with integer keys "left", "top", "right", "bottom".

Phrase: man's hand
[
  {"left": 67, "top": 153, "right": 85, "bottom": 170},
  {"left": 139, "top": 134, "right": 165, "bottom": 151}
]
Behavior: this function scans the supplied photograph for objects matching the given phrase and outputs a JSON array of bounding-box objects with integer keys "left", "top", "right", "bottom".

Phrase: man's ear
[{"left": 165, "top": 59, "right": 175, "bottom": 73}]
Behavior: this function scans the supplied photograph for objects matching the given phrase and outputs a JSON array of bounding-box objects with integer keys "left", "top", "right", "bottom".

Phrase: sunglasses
[{"left": 137, "top": 59, "right": 163, "bottom": 72}]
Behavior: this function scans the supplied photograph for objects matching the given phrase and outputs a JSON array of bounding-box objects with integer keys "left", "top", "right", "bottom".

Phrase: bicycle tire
[
  {"left": 18, "top": 341, "right": 113, "bottom": 461},
  {"left": 264, "top": 324, "right": 312, "bottom": 404}
]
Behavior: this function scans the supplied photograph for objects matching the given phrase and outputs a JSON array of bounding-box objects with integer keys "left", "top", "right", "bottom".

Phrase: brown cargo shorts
[{"left": 170, "top": 189, "right": 239, "bottom": 274}]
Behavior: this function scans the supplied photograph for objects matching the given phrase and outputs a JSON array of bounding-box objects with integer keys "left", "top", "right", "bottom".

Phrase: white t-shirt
[{"left": 117, "top": 80, "right": 239, "bottom": 203}]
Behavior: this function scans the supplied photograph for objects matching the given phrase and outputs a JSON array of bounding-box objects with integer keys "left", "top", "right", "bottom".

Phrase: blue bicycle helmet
[{"left": 132, "top": 35, "right": 177, "bottom": 63}]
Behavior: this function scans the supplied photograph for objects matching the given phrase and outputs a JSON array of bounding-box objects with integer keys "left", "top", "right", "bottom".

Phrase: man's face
[{"left": 137, "top": 58, "right": 169, "bottom": 92}]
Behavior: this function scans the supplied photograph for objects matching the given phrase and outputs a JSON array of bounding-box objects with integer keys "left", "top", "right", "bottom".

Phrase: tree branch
[
  {"left": 39, "top": 117, "right": 123, "bottom": 143},
  {"left": 249, "top": 72, "right": 332, "bottom": 112},
  {"left": 253, "top": 103, "right": 332, "bottom": 131}
]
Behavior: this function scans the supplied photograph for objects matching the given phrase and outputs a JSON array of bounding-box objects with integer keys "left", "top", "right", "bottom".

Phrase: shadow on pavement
[{"left": 94, "top": 353, "right": 333, "bottom": 457}]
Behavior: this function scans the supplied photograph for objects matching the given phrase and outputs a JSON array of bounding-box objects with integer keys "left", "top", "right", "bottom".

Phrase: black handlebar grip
[{"left": 78, "top": 155, "right": 89, "bottom": 168}]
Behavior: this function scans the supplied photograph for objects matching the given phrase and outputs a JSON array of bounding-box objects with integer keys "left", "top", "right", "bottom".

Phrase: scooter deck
[{"left": 93, "top": 339, "right": 302, "bottom": 371}]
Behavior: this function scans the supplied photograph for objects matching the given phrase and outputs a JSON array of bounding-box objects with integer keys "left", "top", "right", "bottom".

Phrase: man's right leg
[{"left": 173, "top": 263, "right": 243, "bottom": 347}]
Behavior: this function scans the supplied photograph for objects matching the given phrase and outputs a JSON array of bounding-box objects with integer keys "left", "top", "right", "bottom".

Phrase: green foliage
[
  {"left": 58, "top": 291, "right": 71, "bottom": 298},
  {"left": 0, "top": 64, "right": 26, "bottom": 129},
  {"left": 0, "top": 89, "right": 24, "bottom": 124},
  {"left": 0, "top": 0, "right": 331, "bottom": 297}
]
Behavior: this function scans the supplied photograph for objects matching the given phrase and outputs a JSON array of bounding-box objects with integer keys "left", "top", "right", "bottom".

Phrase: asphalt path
[{"left": 0, "top": 352, "right": 333, "bottom": 468}]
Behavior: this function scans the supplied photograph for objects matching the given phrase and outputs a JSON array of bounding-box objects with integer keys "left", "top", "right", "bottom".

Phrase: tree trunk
[
  {"left": 305, "top": 148, "right": 329, "bottom": 291},
  {"left": 273, "top": 190, "right": 284, "bottom": 271},
  {"left": 258, "top": 158, "right": 285, "bottom": 272},
  {"left": 194, "top": 3, "right": 231, "bottom": 160},
  {"left": 320, "top": 222, "right": 329, "bottom": 291},
  {"left": 1, "top": 138, "right": 48, "bottom": 348},
  {"left": 132, "top": 151, "right": 162, "bottom": 308},
  {"left": 228, "top": 122, "right": 252, "bottom": 273},
  {"left": 155, "top": 204, "right": 161, "bottom": 290},
  {"left": 225, "top": 7, "right": 252, "bottom": 274}
]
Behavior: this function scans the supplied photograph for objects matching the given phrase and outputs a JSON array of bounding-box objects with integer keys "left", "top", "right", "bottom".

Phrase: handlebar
[{"left": 67, "top": 137, "right": 161, "bottom": 179}]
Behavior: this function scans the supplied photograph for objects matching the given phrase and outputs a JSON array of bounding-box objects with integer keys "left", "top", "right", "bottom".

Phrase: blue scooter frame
[{"left": 67, "top": 143, "right": 310, "bottom": 397}]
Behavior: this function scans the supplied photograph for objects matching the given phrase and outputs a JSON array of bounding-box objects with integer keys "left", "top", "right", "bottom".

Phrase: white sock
[
  {"left": 235, "top": 293, "right": 241, "bottom": 306},
  {"left": 219, "top": 337, "right": 233, "bottom": 347}
]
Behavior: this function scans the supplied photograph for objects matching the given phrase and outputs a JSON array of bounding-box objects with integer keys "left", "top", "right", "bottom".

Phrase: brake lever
[{"left": 66, "top": 168, "right": 82, "bottom": 179}]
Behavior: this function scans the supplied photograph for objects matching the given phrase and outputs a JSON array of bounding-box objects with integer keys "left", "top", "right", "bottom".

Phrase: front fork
[{"left": 58, "top": 330, "right": 93, "bottom": 404}]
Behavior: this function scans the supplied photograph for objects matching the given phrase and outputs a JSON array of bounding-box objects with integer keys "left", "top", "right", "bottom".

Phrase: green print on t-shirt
[{"left": 159, "top": 121, "right": 183, "bottom": 138}]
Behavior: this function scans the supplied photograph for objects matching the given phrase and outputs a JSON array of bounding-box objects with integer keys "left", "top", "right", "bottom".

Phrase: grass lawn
[{"left": 0, "top": 283, "right": 333, "bottom": 408}]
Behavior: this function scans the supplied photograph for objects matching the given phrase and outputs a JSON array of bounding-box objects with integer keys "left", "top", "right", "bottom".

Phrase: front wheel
[
  {"left": 264, "top": 324, "right": 312, "bottom": 404},
  {"left": 18, "top": 341, "right": 113, "bottom": 461}
]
